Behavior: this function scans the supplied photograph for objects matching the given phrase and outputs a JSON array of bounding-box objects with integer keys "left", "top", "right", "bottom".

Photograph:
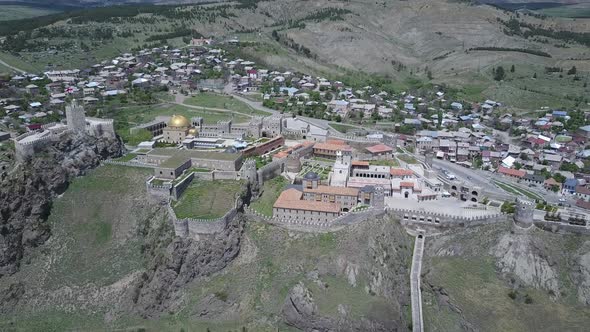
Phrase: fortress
[
  {"left": 131, "top": 114, "right": 284, "bottom": 143},
  {"left": 14, "top": 100, "right": 115, "bottom": 161}
]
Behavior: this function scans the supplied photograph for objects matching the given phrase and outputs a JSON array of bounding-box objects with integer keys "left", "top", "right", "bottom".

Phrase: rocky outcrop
[
  {"left": 282, "top": 282, "right": 395, "bottom": 332},
  {"left": 0, "top": 132, "right": 123, "bottom": 276},
  {"left": 492, "top": 232, "right": 560, "bottom": 294},
  {"left": 131, "top": 214, "right": 245, "bottom": 318}
]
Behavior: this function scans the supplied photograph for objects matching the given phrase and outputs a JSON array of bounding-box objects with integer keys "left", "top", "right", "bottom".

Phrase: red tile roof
[
  {"left": 498, "top": 166, "right": 526, "bottom": 178},
  {"left": 400, "top": 181, "right": 415, "bottom": 188},
  {"left": 351, "top": 160, "right": 370, "bottom": 167},
  {"left": 366, "top": 144, "right": 393, "bottom": 154},
  {"left": 303, "top": 185, "right": 359, "bottom": 196},
  {"left": 273, "top": 188, "right": 340, "bottom": 213},
  {"left": 390, "top": 168, "right": 414, "bottom": 176}
]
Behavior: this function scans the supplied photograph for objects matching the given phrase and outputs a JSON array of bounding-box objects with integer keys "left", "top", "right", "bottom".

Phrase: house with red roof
[
  {"left": 366, "top": 143, "right": 393, "bottom": 159},
  {"left": 498, "top": 166, "right": 526, "bottom": 179}
]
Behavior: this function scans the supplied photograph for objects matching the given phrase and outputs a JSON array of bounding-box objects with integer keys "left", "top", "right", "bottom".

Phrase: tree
[
  {"left": 437, "top": 109, "right": 443, "bottom": 128},
  {"left": 494, "top": 66, "right": 505, "bottom": 81},
  {"left": 567, "top": 66, "right": 577, "bottom": 75},
  {"left": 553, "top": 173, "right": 566, "bottom": 183},
  {"left": 510, "top": 64, "right": 515, "bottom": 73}
]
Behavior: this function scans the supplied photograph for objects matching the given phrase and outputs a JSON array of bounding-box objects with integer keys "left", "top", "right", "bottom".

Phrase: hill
[{"left": 0, "top": 0, "right": 589, "bottom": 109}]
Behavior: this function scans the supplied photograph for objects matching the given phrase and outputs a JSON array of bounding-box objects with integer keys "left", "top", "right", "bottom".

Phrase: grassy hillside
[
  {"left": 0, "top": 162, "right": 414, "bottom": 330},
  {"left": 0, "top": 4, "right": 60, "bottom": 21},
  {"left": 422, "top": 223, "right": 590, "bottom": 331},
  {"left": 0, "top": 0, "right": 589, "bottom": 110}
]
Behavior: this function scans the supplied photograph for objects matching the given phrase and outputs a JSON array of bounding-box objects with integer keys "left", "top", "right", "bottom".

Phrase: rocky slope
[
  {"left": 0, "top": 132, "right": 123, "bottom": 277},
  {"left": 422, "top": 223, "right": 590, "bottom": 330}
]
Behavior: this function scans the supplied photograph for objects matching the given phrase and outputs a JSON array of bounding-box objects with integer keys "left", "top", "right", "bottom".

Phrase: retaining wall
[
  {"left": 535, "top": 220, "right": 590, "bottom": 235},
  {"left": 171, "top": 172, "right": 194, "bottom": 201}
]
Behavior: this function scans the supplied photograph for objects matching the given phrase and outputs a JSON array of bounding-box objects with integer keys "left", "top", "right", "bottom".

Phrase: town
[{"left": 1, "top": 37, "right": 589, "bottom": 229}]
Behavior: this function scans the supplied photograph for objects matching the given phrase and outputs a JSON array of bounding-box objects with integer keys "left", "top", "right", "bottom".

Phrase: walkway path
[
  {"left": 0, "top": 57, "right": 26, "bottom": 74},
  {"left": 410, "top": 233, "right": 425, "bottom": 332}
]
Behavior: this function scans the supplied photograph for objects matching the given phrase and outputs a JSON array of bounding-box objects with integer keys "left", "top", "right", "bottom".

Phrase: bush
[{"left": 508, "top": 290, "right": 518, "bottom": 300}]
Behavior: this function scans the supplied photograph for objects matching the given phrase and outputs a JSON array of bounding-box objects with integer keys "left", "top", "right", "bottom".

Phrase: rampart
[
  {"left": 386, "top": 207, "right": 506, "bottom": 228},
  {"left": 168, "top": 193, "right": 243, "bottom": 238},
  {"left": 257, "top": 158, "right": 286, "bottom": 186}
]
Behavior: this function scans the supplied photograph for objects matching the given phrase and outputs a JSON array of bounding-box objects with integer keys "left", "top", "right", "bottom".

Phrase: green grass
[
  {"left": 185, "top": 93, "right": 270, "bottom": 116},
  {"left": 494, "top": 180, "right": 543, "bottom": 201},
  {"left": 424, "top": 256, "right": 590, "bottom": 331},
  {"left": 27, "top": 165, "right": 152, "bottom": 289},
  {"left": 172, "top": 179, "right": 244, "bottom": 219},
  {"left": 0, "top": 5, "right": 59, "bottom": 21},
  {"left": 250, "top": 176, "right": 289, "bottom": 216},
  {"left": 537, "top": 4, "right": 590, "bottom": 18},
  {"left": 397, "top": 154, "right": 418, "bottom": 164},
  {"left": 114, "top": 153, "right": 137, "bottom": 162},
  {"left": 329, "top": 123, "right": 357, "bottom": 133},
  {"left": 369, "top": 159, "right": 399, "bottom": 167}
]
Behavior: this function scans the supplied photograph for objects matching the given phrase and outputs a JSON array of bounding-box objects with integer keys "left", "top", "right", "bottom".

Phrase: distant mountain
[
  {"left": 0, "top": 0, "right": 222, "bottom": 8},
  {"left": 477, "top": 0, "right": 584, "bottom": 10}
]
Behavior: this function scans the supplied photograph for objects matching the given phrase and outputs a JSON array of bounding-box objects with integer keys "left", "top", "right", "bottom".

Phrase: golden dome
[
  {"left": 168, "top": 114, "right": 190, "bottom": 128},
  {"left": 188, "top": 128, "right": 198, "bottom": 136}
]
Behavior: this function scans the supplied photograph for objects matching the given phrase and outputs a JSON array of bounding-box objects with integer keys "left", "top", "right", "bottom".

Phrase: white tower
[{"left": 66, "top": 99, "right": 86, "bottom": 133}]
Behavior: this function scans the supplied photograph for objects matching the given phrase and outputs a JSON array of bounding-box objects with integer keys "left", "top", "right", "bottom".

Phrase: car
[{"left": 558, "top": 198, "right": 566, "bottom": 202}]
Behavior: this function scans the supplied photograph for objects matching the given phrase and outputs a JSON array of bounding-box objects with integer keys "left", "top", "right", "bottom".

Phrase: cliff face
[
  {"left": 0, "top": 133, "right": 123, "bottom": 276},
  {"left": 130, "top": 214, "right": 245, "bottom": 318}
]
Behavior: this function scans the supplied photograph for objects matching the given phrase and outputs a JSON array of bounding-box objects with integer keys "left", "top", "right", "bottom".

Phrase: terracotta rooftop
[
  {"left": 576, "top": 185, "right": 590, "bottom": 195},
  {"left": 498, "top": 166, "right": 526, "bottom": 178},
  {"left": 325, "top": 139, "right": 347, "bottom": 145},
  {"left": 273, "top": 188, "right": 340, "bottom": 213},
  {"left": 366, "top": 144, "right": 393, "bottom": 154},
  {"left": 303, "top": 185, "right": 359, "bottom": 196},
  {"left": 390, "top": 168, "right": 414, "bottom": 176},
  {"left": 314, "top": 142, "right": 352, "bottom": 152},
  {"left": 351, "top": 160, "right": 370, "bottom": 167},
  {"left": 400, "top": 181, "right": 415, "bottom": 188}
]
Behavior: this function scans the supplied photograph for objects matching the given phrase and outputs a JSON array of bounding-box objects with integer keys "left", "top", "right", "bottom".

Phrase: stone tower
[
  {"left": 66, "top": 99, "right": 86, "bottom": 133},
  {"left": 286, "top": 152, "right": 302, "bottom": 173},
  {"left": 373, "top": 186, "right": 385, "bottom": 210},
  {"left": 240, "top": 159, "right": 258, "bottom": 184},
  {"left": 514, "top": 198, "right": 534, "bottom": 228},
  {"left": 424, "top": 149, "right": 434, "bottom": 168}
]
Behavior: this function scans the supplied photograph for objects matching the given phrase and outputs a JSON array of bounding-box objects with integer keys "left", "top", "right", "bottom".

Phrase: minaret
[{"left": 66, "top": 99, "right": 86, "bottom": 132}]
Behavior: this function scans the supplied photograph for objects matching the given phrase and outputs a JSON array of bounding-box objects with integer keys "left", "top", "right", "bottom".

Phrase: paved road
[{"left": 410, "top": 234, "right": 425, "bottom": 332}]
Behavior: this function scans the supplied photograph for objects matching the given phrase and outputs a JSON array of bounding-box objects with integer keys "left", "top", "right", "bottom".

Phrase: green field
[
  {"left": 0, "top": 5, "right": 60, "bottom": 21},
  {"left": 537, "top": 4, "right": 590, "bottom": 18},
  {"left": 250, "top": 176, "right": 289, "bottom": 216},
  {"left": 397, "top": 154, "right": 419, "bottom": 164},
  {"left": 494, "top": 180, "right": 543, "bottom": 201},
  {"left": 172, "top": 179, "right": 244, "bottom": 219},
  {"left": 8, "top": 165, "right": 154, "bottom": 291},
  {"left": 370, "top": 159, "right": 399, "bottom": 167},
  {"left": 185, "top": 93, "right": 270, "bottom": 117},
  {"left": 329, "top": 123, "right": 357, "bottom": 134}
]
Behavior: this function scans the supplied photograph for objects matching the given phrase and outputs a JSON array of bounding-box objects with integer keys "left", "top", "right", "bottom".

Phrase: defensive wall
[
  {"left": 387, "top": 207, "right": 506, "bottom": 228},
  {"left": 168, "top": 183, "right": 250, "bottom": 238},
  {"left": 257, "top": 158, "right": 286, "bottom": 186},
  {"left": 534, "top": 220, "right": 590, "bottom": 235}
]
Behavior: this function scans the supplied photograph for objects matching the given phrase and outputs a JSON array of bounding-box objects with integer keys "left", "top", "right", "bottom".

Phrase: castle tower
[
  {"left": 286, "top": 152, "right": 302, "bottom": 173},
  {"left": 514, "top": 198, "right": 534, "bottom": 228},
  {"left": 373, "top": 186, "right": 385, "bottom": 210},
  {"left": 240, "top": 159, "right": 258, "bottom": 184},
  {"left": 66, "top": 99, "right": 86, "bottom": 132},
  {"left": 424, "top": 149, "right": 433, "bottom": 168}
]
